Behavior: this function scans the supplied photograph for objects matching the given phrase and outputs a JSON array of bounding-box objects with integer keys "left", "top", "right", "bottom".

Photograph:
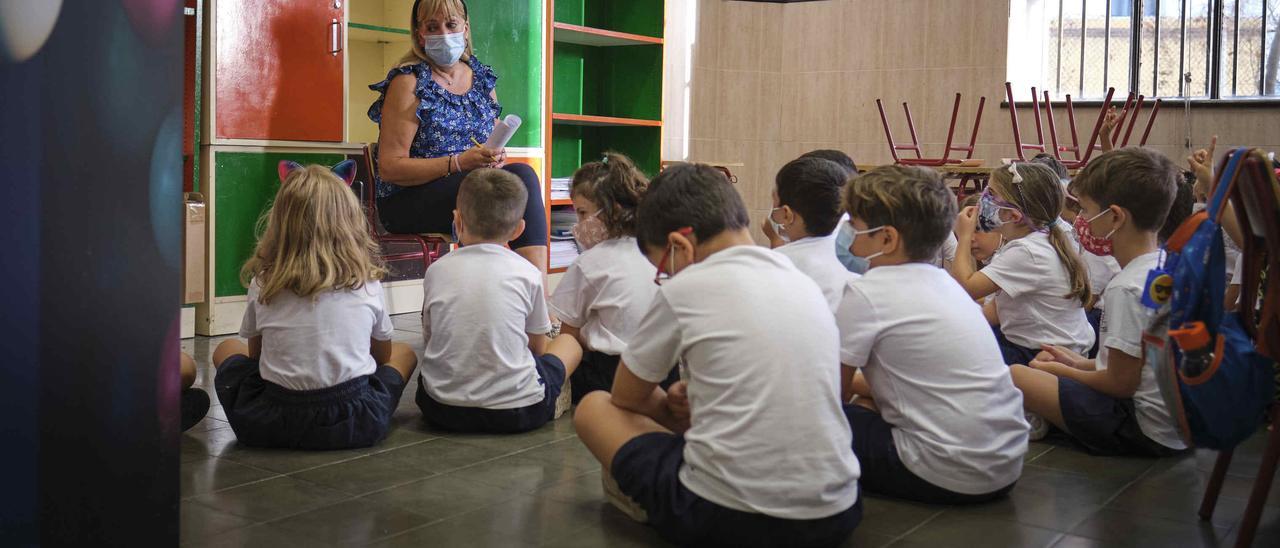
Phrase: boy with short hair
[
  {"left": 765, "top": 157, "right": 860, "bottom": 312},
  {"left": 416, "top": 169, "right": 583, "bottom": 433},
  {"left": 838, "top": 165, "right": 1028, "bottom": 504},
  {"left": 573, "top": 164, "right": 862, "bottom": 547},
  {"left": 1013, "top": 148, "right": 1188, "bottom": 456}
]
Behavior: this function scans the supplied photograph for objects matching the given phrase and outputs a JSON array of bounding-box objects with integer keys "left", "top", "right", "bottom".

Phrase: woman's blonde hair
[
  {"left": 988, "top": 162, "right": 1092, "bottom": 306},
  {"left": 397, "top": 0, "right": 473, "bottom": 68},
  {"left": 241, "top": 165, "right": 386, "bottom": 304}
]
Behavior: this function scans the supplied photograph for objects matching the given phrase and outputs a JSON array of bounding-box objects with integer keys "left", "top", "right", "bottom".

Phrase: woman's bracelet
[
  {"left": 450, "top": 154, "right": 460, "bottom": 175},
  {"left": 446, "top": 154, "right": 455, "bottom": 176}
]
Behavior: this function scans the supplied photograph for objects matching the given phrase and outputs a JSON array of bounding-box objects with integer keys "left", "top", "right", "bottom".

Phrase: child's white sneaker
[
  {"left": 1026, "top": 412, "right": 1050, "bottom": 441},
  {"left": 553, "top": 376, "right": 572, "bottom": 419},
  {"left": 602, "top": 471, "right": 648, "bottom": 523}
]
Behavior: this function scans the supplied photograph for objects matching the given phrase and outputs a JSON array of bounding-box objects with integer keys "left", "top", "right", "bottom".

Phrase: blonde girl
[
  {"left": 550, "top": 152, "right": 677, "bottom": 402},
  {"left": 212, "top": 161, "right": 417, "bottom": 450},
  {"left": 950, "top": 162, "right": 1095, "bottom": 367}
]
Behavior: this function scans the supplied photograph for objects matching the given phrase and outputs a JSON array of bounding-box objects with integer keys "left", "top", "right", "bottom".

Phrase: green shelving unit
[{"left": 545, "top": 0, "right": 664, "bottom": 271}]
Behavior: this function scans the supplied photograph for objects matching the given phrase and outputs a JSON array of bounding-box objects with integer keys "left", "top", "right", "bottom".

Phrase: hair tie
[
  {"left": 601, "top": 155, "right": 609, "bottom": 165},
  {"left": 1007, "top": 163, "right": 1023, "bottom": 185}
]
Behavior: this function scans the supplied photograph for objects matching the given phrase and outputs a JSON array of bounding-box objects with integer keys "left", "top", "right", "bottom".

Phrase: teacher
[{"left": 368, "top": 0, "right": 548, "bottom": 272}]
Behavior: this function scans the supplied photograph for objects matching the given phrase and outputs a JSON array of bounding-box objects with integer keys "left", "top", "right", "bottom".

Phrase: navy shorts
[
  {"left": 214, "top": 355, "right": 406, "bottom": 450},
  {"left": 993, "top": 325, "right": 1040, "bottom": 366},
  {"left": 1058, "top": 377, "right": 1183, "bottom": 457},
  {"left": 611, "top": 432, "right": 862, "bottom": 548},
  {"left": 569, "top": 351, "right": 680, "bottom": 404},
  {"left": 843, "top": 404, "right": 1015, "bottom": 504},
  {"left": 1086, "top": 308, "right": 1103, "bottom": 358},
  {"left": 416, "top": 354, "right": 566, "bottom": 433}
]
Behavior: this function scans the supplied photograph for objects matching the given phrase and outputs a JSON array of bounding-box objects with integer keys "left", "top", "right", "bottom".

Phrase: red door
[{"left": 215, "top": 0, "right": 344, "bottom": 142}]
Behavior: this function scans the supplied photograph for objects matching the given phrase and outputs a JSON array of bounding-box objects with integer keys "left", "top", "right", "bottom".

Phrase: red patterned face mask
[{"left": 1073, "top": 208, "right": 1116, "bottom": 256}]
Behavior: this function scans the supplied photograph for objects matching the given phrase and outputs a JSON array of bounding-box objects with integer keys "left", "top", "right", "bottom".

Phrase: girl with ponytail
[
  {"left": 949, "top": 162, "right": 1095, "bottom": 369},
  {"left": 549, "top": 153, "right": 678, "bottom": 402}
]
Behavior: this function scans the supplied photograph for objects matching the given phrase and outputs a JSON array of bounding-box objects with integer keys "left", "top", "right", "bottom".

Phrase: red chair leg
[
  {"left": 1200, "top": 448, "right": 1235, "bottom": 520},
  {"left": 1234, "top": 417, "right": 1280, "bottom": 548}
]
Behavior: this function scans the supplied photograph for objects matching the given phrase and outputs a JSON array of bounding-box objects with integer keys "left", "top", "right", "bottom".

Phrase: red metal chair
[
  {"left": 357, "top": 144, "right": 454, "bottom": 273},
  {"left": 875, "top": 93, "right": 986, "bottom": 167},
  {"left": 1041, "top": 87, "right": 1118, "bottom": 169},
  {"left": 1104, "top": 92, "right": 1163, "bottom": 149},
  {"left": 1198, "top": 150, "right": 1280, "bottom": 548},
  {"left": 1005, "top": 82, "right": 1047, "bottom": 162}
]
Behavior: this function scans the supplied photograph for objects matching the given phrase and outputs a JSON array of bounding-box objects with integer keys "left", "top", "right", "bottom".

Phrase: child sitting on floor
[
  {"left": 213, "top": 161, "right": 418, "bottom": 449},
  {"left": 1012, "top": 148, "right": 1188, "bottom": 457},
  {"left": 574, "top": 163, "right": 862, "bottom": 547},
  {"left": 417, "top": 168, "right": 583, "bottom": 433},
  {"left": 550, "top": 152, "right": 676, "bottom": 403},
  {"left": 763, "top": 157, "right": 860, "bottom": 312},
  {"left": 950, "top": 162, "right": 1095, "bottom": 366},
  {"left": 837, "top": 165, "right": 1027, "bottom": 505}
]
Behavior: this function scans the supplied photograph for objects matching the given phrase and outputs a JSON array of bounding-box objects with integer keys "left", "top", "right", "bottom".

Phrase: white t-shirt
[
  {"left": 1231, "top": 253, "right": 1245, "bottom": 286},
  {"left": 1097, "top": 251, "right": 1187, "bottom": 450},
  {"left": 419, "top": 244, "right": 553, "bottom": 409},
  {"left": 980, "top": 231, "right": 1095, "bottom": 354},
  {"left": 933, "top": 231, "right": 958, "bottom": 268},
  {"left": 837, "top": 263, "right": 1028, "bottom": 495},
  {"left": 549, "top": 237, "right": 656, "bottom": 356},
  {"left": 239, "top": 279, "right": 394, "bottom": 391},
  {"left": 774, "top": 235, "right": 860, "bottom": 313},
  {"left": 623, "top": 246, "right": 860, "bottom": 520}
]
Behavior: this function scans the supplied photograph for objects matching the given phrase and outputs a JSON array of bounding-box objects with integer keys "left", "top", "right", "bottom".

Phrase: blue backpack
[{"left": 1147, "top": 148, "right": 1275, "bottom": 450}]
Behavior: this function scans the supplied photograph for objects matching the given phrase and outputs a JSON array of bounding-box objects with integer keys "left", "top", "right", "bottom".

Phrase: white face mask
[
  {"left": 423, "top": 31, "right": 466, "bottom": 67},
  {"left": 768, "top": 207, "right": 791, "bottom": 243},
  {"left": 850, "top": 226, "right": 886, "bottom": 262}
]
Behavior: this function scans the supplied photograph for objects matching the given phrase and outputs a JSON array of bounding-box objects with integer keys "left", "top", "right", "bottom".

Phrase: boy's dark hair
[
  {"left": 1072, "top": 148, "right": 1179, "bottom": 231},
  {"left": 1031, "top": 153, "right": 1071, "bottom": 180},
  {"left": 570, "top": 151, "right": 648, "bottom": 238},
  {"left": 1160, "top": 175, "right": 1196, "bottom": 244},
  {"left": 636, "top": 163, "right": 748, "bottom": 251},
  {"left": 775, "top": 157, "right": 849, "bottom": 236},
  {"left": 842, "top": 165, "right": 955, "bottom": 262},
  {"left": 799, "top": 149, "right": 858, "bottom": 175},
  {"left": 457, "top": 168, "right": 528, "bottom": 239}
]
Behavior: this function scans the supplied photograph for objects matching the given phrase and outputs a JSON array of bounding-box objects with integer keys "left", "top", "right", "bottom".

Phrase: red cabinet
[{"left": 214, "top": 0, "right": 345, "bottom": 142}]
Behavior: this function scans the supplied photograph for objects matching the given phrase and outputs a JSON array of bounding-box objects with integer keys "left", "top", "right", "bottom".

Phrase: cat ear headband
[{"left": 277, "top": 159, "right": 358, "bottom": 186}]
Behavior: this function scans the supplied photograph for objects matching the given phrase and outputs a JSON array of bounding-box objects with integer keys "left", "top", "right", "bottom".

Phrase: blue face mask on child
[{"left": 835, "top": 222, "right": 870, "bottom": 274}]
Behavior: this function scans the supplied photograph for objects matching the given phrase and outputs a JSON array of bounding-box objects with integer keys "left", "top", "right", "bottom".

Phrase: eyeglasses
[{"left": 654, "top": 227, "right": 694, "bottom": 286}]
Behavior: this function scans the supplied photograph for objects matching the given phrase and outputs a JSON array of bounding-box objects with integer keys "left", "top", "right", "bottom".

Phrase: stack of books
[
  {"left": 550, "top": 177, "right": 571, "bottom": 201},
  {"left": 549, "top": 208, "right": 580, "bottom": 269}
]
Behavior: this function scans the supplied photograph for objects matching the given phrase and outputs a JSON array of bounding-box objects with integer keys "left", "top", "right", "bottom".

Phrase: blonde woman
[
  {"left": 368, "top": 0, "right": 548, "bottom": 274},
  {"left": 212, "top": 161, "right": 417, "bottom": 450}
]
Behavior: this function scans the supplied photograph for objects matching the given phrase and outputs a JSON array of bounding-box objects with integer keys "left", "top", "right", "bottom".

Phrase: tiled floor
[{"left": 181, "top": 315, "right": 1280, "bottom": 547}]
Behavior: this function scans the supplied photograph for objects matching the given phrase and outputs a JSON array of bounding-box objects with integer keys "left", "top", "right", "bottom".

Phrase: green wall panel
[
  {"left": 550, "top": 125, "right": 660, "bottom": 180},
  {"left": 214, "top": 151, "right": 344, "bottom": 298},
  {"left": 468, "top": 0, "right": 542, "bottom": 148},
  {"left": 553, "top": 0, "right": 663, "bottom": 38},
  {"left": 553, "top": 44, "right": 661, "bottom": 120}
]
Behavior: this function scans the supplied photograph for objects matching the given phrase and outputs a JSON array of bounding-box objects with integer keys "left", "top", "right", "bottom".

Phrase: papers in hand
[{"left": 483, "top": 114, "right": 522, "bottom": 151}]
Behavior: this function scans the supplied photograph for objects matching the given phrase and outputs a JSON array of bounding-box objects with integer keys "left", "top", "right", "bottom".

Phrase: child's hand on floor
[{"left": 954, "top": 205, "right": 979, "bottom": 239}]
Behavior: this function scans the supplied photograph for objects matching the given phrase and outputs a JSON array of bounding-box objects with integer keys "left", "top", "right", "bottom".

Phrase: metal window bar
[
  {"left": 1210, "top": 0, "right": 1222, "bottom": 97},
  {"left": 1261, "top": 0, "right": 1269, "bottom": 94},
  {"left": 1233, "top": 0, "right": 1240, "bottom": 95},
  {"left": 1131, "top": 0, "right": 1144, "bottom": 98},
  {"left": 1179, "top": 0, "right": 1187, "bottom": 96},
  {"left": 1057, "top": 0, "right": 1065, "bottom": 92},
  {"left": 1081, "top": 0, "right": 1088, "bottom": 96},
  {"left": 1105, "top": 0, "right": 1112, "bottom": 90}
]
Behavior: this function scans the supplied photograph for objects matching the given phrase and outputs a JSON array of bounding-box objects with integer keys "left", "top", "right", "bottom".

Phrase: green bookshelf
[{"left": 544, "top": 0, "right": 664, "bottom": 271}]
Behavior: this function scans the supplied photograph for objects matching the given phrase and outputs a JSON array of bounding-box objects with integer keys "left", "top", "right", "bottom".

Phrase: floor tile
[
  {"left": 888, "top": 512, "right": 1063, "bottom": 548},
  {"left": 856, "top": 495, "right": 945, "bottom": 537},
  {"left": 218, "top": 445, "right": 374, "bottom": 474},
  {"left": 1028, "top": 447, "right": 1157, "bottom": 483},
  {"left": 536, "top": 505, "right": 672, "bottom": 548},
  {"left": 390, "top": 313, "right": 422, "bottom": 332},
  {"left": 362, "top": 473, "right": 514, "bottom": 521},
  {"left": 447, "top": 453, "right": 596, "bottom": 493},
  {"left": 383, "top": 493, "right": 594, "bottom": 547},
  {"left": 520, "top": 437, "right": 603, "bottom": 471},
  {"left": 289, "top": 451, "right": 439, "bottom": 497},
  {"left": 181, "top": 457, "right": 279, "bottom": 499},
  {"left": 946, "top": 465, "right": 1123, "bottom": 532},
  {"left": 840, "top": 527, "right": 897, "bottom": 548},
  {"left": 189, "top": 476, "right": 350, "bottom": 522},
  {"left": 444, "top": 421, "right": 578, "bottom": 454},
  {"left": 185, "top": 523, "right": 319, "bottom": 548},
  {"left": 182, "top": 425, "right": 242, "bottom": 460},
  {"left": 267, "top": 498, "right": 432, "bottom": 546},
  {"left": 1067, "top": 507, "right": 1232, "bottom": 548},
  {"left": 539, "top": 471, "right": 604, "bottom": 505},
  {"left": 373, "top": 438, "right": 507, "bottom": 474},
  {"left": 180, "top": 501, "right": 255, "bottom": 543}
]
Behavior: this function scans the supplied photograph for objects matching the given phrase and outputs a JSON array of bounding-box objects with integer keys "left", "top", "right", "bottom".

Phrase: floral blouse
[{"left": 367, "top": 56, "right": 501, "bottom": 198}]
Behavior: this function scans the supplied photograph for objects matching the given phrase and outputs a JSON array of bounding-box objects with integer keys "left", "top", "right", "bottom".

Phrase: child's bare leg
[
  {"left": 574, "top": 391, "right": 670, "bottom": 474},
  {"left": 546, "top": 334, "right": 584, "bottom": 377},
  {"left": 212, "top": 339, "right": 250, "bottom": 369},
  {"left": 1010, "top": 365, "right": 1067, "bottom": 430},
  {"left": 181, "top": 352, "right": 197, "bottom": 388},
  {"left": 386, "top": 342, "right": 418, "bottom": 381}
]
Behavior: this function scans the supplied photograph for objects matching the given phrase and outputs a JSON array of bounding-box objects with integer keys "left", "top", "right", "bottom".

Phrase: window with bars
[{"left": 1008, "top": 0, "right": 1280, "bottom": 100}]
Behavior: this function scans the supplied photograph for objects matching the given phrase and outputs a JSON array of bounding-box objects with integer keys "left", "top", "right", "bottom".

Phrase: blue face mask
[
  {"left": 835, "top": 222, "right": 870, "bottom": 274},
  {"left": 424, "top": 31, "right": 466, "bottom": 67}
]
